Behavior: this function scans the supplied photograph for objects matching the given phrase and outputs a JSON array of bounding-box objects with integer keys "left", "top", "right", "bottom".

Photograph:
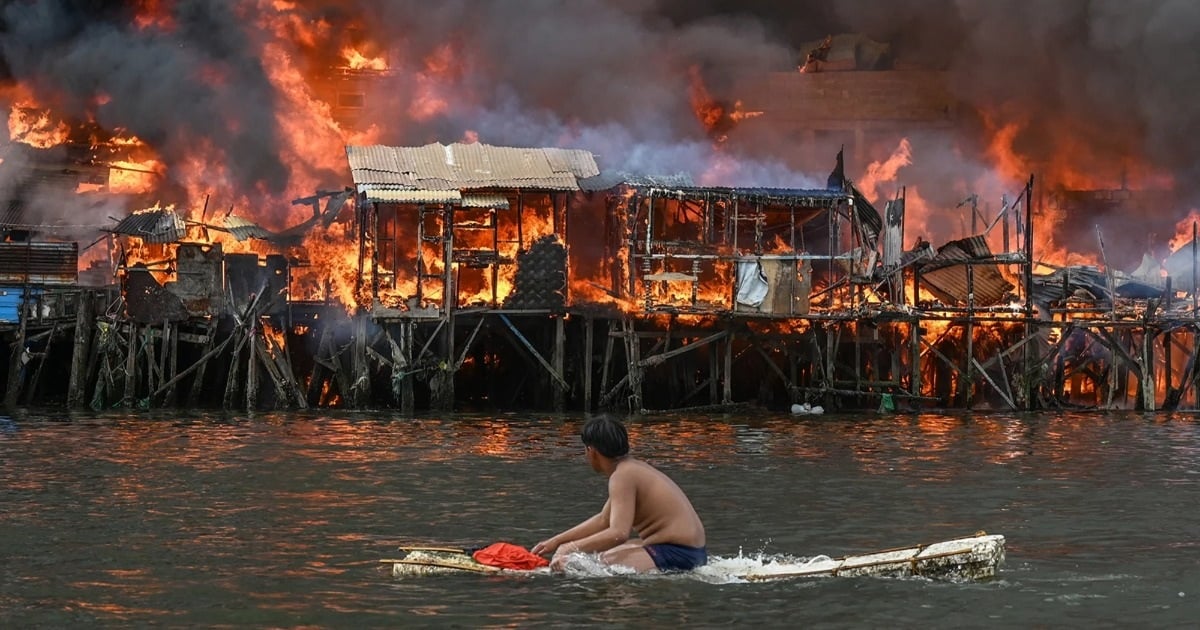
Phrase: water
[{"left": 1, "top": 410, "right": 1197, "bottom": 628}]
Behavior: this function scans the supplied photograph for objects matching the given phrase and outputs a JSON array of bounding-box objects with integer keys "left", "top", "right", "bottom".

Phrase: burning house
[{"left": 3, "top": 2, "right": 1200, "bottom": 414}]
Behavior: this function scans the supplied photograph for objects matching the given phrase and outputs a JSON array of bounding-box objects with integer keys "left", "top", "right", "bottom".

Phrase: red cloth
[{"left": 472, "top": 542, "right": 549, "bottom": 571}]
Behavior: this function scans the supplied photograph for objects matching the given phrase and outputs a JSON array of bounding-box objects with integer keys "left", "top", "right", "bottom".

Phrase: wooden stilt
[
  {"left": 25, "top": 322, "right": 58, "bottom": 405},
  {"left": 624, "top": 318, "right": 643, "bottom": 412},
  {"left": 187, "top": 319, "right": 217, "bottom": 407},
  {"left": 68, "top": 290, "right": 95, "bottom": 409},
  {"left": 600, "top": 320, "right": 615, "bottom": 410},
  {"left": 307, "top": 324, "right": 333, "bottom": 406},
  {"left": 123, "top": 324, "right": 138, "bottom": 408},
  {"left": 151, "top": 332, "right": 234, "bottom": 404},
  {"left": 4, "top": 289, "right": 29, "bottom": 408},
  {"left": 223, "top": 330, "right": 247, "bottom": 410},
  {"left": 246, "top": 331, "right": 260, "bottom": 410},
  {"left": 352, "top": 315, "right": 371, "bottom": 408},
  {"left": 709, "top": 338, "right": 720, "bottom": 405},
  {"left": 164, "top": 321, "right": 179, "bottom": 406},
  {"left": 144, "top": 325, "right": 158, "bottom": 397},
  {"left": 553, "top": 315, "right": 566, "bottom": 411},
  {"left": 252, "top": 334, "right": 291, "bottom": 408},
  {"left": 583, "top": 316, "right": 594, "bottom": 412},
  {"left": 723, "top": 332, "right": 733, "bottom": 405},
  {"left": 402, "top": 321, "right": 414, "bottom": 414},
  {"left": 1141, "top": 328, "right": 1156, "bottom": 411}
]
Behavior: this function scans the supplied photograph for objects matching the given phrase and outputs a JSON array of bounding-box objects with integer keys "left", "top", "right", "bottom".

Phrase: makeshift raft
[
  {"left": 383, "top": 533, "right": 1005, "bottom": 581},
  {"left": 383, "top": 546, "right": 546, "bottom": 577},
  {"left": 741, "top": 533, "right": 1005, "bottom": 582}
]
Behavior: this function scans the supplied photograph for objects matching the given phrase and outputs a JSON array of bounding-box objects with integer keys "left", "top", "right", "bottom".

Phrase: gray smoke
[
  {"left": 2, "top": 0, "right": 1199, "bottom": 258},
  {"left": 0, "top": 0, "right": 287, "bottom": 202}
]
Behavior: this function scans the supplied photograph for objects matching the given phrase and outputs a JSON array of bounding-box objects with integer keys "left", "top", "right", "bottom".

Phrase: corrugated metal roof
[
  {"left": 634, "top": 184, "right": 851, "bottom": 207},
  {"left": 222, "top": 215, "right": 274, "bottom": 241},
  {"left": 110, "top": 207, "right": 186, "bottom": 243},
  {"left": 920, "top": 236, "right": 1013, "bottom": 306},
  {"left": 461, "top": 193, "right": 510, "bottom": 209},
  {"left": 0, "top": 241, "right": 77, "bottom": 285},
  {"left": 363, "top": 189, "right": 462, "bottom": 204},
  {"left": 347, "top": 142, "right": 599, "bottom": 193},
  {"left": 579, "top": 171, "right": 697, "bottom": 191}
]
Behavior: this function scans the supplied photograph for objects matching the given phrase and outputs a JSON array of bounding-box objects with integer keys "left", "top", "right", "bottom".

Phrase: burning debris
[{"left": 0, "top": 2, "right": 1199, "bottom": 414}]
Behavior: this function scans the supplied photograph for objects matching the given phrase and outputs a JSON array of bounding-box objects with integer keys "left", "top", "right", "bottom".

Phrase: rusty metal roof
[
  {"left": 365, "top": 189, "right": 463, "bottom": 204},
  {"left": 461, "top": 193, "right": 510, "bottom": 209},
  {"left": 0, "top": 241, "right": 78, "bottom": 285},
  {"left": 919, "top": 236, "right": 1014, "bottom": 306},
  {"left": 222, "top": 215, "right": 274, "bottom": 241},
  {"left": 347, "top": 143, "right": 599, "bottom": 198},
  {"left": 109, "top": 207, "right": 186, "bottom": 243}
]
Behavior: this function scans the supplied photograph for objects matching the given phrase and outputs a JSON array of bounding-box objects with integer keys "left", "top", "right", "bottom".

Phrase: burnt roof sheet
[
  {"left": 578, "top": 171, "right": 696, "bottom": 190},
  {"left": 110, "top": 207, "right": 186, "bottom": 243},
  {"left": 919, "top": 236, "right": 1014, "bottom": 306},
  {"left": 635, "top": 184, "right": 851, "bottom": 207},
  {"left": 222, "top": 215, "right": 274, "bottom": 241},
  {"left": 347, "top": 142, "right": 599, "bottom": 193}
]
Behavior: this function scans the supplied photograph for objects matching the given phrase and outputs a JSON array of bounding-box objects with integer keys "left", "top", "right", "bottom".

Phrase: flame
[
  {"left": 857, "top": 138, "right": 912, "bottom": 202},
  {"left": 1168, "top": 209, "right": 1200, "bottom": 253},
  {"left": 8, "top": 99, "right": 69, "bottom": 148},
  {"left": 342, "top": 47, "right": 387, "bottom": 71},
  {"left": 108, "top": 159, "right": 164, "bottom": 194}
]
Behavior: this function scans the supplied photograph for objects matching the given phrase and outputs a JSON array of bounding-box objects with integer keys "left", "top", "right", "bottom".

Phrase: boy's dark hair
[{"left": 580, "top": 416, "right": 629, "bottom": 458}]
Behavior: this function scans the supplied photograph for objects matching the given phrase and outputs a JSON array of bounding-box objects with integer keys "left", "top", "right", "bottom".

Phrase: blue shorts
[{"left": 644, "top": 543, "right": 708, "bottom": 571}]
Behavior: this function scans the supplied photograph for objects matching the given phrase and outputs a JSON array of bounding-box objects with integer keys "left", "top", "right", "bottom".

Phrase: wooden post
[
  {"left": 187, "top": 319, "right": 217, "bottom": 407},
  {"left": 709, "top": 338, "right": 720, "bottom": 405},
  {"left": 223, "top": 330, "right": 246, "bottom": 410},
  {"left": 965, "top": 265, "right": 975, "bottom": 409},
  {"left": 123, "top": 323, "right": 138, "bottom": 408},
  {"left": 306, "top": 324, "right": 332, "bottom": 406},
  {"left": 4, "top": 287, "right": 29, "bottom": 408},
  {"left": 68, "top": 290, "right": 95, "bottom": 409},
  {"left": 1141, "top": 328, "right": 1156, "bottom": 411},
  {"left": 722, "top": 330, "right": 734, "bottom": 404},
  {"left": 150, "top": 331, "right": 234, "bottom": 404},
  {"left": 352, "top": 314, "right": 371, "bottom": 408},
  {"left": 144, "top": 325, "right": 158, "bottom": 396},
  {"left": 163, "top": 321, "right": 178, "bottom": 406},
  {"left": 600, "top": 319, "right": 615, "bottom": 410},
  {"left": 1023, "top": 175, "right": 1035, "bottom": 409},
  {"left": 554, "top": 315, "right": 566, "bottom": 411},
  {"left": 402, "top": 320, "right": 414, "bottom": 414},
  {"left": 26, "top": 322, "right": 58, "bottom": 404},
  {"left": 246, "top": 331, "right": 260, "bottom": 410},
  {"left": 624, "top": 318, "right": 643, "bottom": 412},
  {"left": 583, "top": 316, "right": 594, "bottom": 412},
  {"left": 252, "top": 334, "right": 291, "bottom": 408}
]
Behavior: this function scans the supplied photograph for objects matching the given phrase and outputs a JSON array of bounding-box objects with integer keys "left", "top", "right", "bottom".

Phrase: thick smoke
[
  {"left": 0, "top": 0, "right": 287, "bottom": 199},
  {"left": 2, "top": 0, "right": 1199, "bottom": 259}
]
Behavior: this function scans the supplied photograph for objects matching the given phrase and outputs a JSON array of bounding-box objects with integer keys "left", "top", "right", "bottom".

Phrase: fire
[
  {"left": 261, "top": 318, "right": 288, "bottom": 356},
  {"left": 1168, "top": 209, "right": 1200, "bottom": 252},
  {"left": 7, "top": 99, "right": 69, "bottom": 148},
  {"left": 108, "top": 160, "right": 164, "bottom": 194},
  {"left": 686, "top": 65, "right": 761, "bottom": 142},
  {"left": 856, "top": 138, "right": 912, "bottom": 202},
  {"left": 342, "top": 47, "right": 387, "bottom": 71}
]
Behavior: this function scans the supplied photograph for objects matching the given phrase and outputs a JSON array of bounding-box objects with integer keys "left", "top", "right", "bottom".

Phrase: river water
[{"left": 1, "top": 409, "right": 1197, "bottom": 628}]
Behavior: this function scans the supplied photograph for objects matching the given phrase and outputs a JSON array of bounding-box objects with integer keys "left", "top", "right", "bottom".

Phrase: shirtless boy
[{"left": 531, "top": 416, "right": 707, "bottom": 572}]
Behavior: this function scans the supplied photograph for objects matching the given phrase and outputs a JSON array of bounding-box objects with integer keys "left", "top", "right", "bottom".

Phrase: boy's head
[{"left": 580, "top": 416, "right": 629, "bottom": 459}]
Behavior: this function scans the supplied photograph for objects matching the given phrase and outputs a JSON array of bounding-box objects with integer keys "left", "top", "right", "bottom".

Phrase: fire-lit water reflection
[{"left": 2, "top": 410, "right": 1198, "bottom": 626}]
